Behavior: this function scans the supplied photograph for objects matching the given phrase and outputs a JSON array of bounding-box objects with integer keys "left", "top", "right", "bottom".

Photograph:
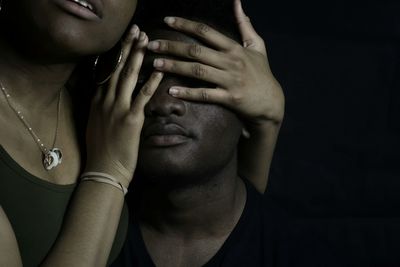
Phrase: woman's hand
[
  {"left": 85, "top": 25, "right": 163, "bottom": 186},
  {"left": 147, "top": 0, "right": 284, "bottom": 130},
  {"left": 146, "top": 0, "right": 284, "bottom": 193}
]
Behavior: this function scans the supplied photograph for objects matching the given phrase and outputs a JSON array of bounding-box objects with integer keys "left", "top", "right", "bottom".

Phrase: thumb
[{"left": 234, "top": 0, "right": 267, "bottom": 55}]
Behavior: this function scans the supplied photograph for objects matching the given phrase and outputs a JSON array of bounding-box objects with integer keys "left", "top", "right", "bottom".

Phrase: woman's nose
[{"left": 144, "top": 79, "right": 186, "bottom": 117}]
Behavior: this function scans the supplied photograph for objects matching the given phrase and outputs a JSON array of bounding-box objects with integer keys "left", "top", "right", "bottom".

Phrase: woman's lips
[{"left": 53, "top": 0, "right": 102, "bottom": 20}]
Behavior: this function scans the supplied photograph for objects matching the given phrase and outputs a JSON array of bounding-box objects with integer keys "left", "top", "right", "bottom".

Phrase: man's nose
[{"left": 144, "top": 78, "right": 186, "bottom": 117}]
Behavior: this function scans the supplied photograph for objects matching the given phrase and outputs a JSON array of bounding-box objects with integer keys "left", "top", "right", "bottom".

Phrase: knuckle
[
  {"left": 123, "top": 113, "right": 140, "bottom": 126},
  {"left": 238, "top": 16, "right": 251, "bottom": 25},
  {"left": 192, "top": 64, "right": 206, "bottom": 78},
  {"left": 174, "top": 19, "right": 184, "bottom": 28},
  {"left": 243, "top": 39, "right": 255, "bottom": 48},
  {"left": 140, "top": 84, "right": 154, "bottom": 97},
  {"left": 188, "top": 44, "right": 202, "bottom": 58},
  {"left": 195, "top": 23, "right": 210, "bottom": 36},
  {"left": 200, "top": 90, "right": 209, "bottom": 101},
  {"left": 166, "top": 61, "right": 176, "bottom": 72},
  {"left": 233, "top": 75, "right": 245, "bottom": 87},
  {"left": 231, "top": 43, "right": 243, "bottom": 53},
  {"left": 233, "top": 58, "right": 245, "bottom": 70},
  {"left": 102, "top": 104, "right": 113, "bottom": 116},
  {"left": 160, "top": 41, "right": 170, "bottom": 51},
  {"left": 230, "top": 93, "right": 243, "bottom": 105},
  {"left": 120, "top": 66, "right": 135, "bottom": 80}
]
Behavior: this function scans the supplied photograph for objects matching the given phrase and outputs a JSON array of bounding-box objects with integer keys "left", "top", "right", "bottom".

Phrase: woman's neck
[{"left": 0, "top": 38, "right": 77, "bottom": 110}]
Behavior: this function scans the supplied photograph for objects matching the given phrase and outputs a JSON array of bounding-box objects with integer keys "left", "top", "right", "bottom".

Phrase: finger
[
  {"left": 147, "top": 40, "right": 231, "bottom": 69},
  {"left": 153, "top": 58, "right": 230, "bottom": 86},
  {"left": 131, "top": 71, "right": 164, "bottom": 114},
  {"left": 104, "top": 24, "right": 140, "bottom": 106},
  {"left": 163, "top": 16, "right": 237, "bottom": 51},
  {"left": 93, "top": 85, "right": 104, "bottom": 104},
  {"left": 115, "top": 31, "right": 149, "bottom": 110},
  {"left": 234, "top": 0, "right": 266, "bottom": 55},
  {"left": 168, "top": 86, "right": 233, "bottom": 107}
]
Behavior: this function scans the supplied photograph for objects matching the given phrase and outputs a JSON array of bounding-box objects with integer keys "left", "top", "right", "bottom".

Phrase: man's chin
[{"left": 136, "top": 163, "right": 208, "bottom": 190}]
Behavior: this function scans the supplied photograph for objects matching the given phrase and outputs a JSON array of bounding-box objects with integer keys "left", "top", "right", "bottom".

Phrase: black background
[{"left": 244, "top": 0, "right": 400, "bottom": 265}]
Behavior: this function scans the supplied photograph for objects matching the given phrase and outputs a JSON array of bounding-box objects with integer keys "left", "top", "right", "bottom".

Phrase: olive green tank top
[{"left": 0, "top": 146, "right": 128, "bottom": 266}]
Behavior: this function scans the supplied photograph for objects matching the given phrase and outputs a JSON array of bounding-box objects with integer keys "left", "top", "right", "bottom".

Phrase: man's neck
[{"left": 138, "top": 159, "right": 247, "bottom": 239}]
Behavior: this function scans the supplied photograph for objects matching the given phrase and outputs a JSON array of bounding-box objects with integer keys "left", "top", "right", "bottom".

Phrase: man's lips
[{"left": 143, "top": 123, "right": 191, "bottom": 147}]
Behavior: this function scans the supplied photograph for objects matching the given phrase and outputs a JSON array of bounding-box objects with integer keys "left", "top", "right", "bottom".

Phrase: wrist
[
  {"left": 245, "top": 119, "right": 282, "bottom": 137},
  {"left": 266, "top": 84, "right": 285, "bottom": 125},
  {"left": 250, "top": 83, "right": 285, "bottom": 127},
  {"left": 247, "top": 110, "right": 284, "bottom": 135},
  {"left": 80, "top": 172, "right": 129, "bottom": 196},
  {"left": 84, "top": 161, "right": 132, "bottom": 188}
]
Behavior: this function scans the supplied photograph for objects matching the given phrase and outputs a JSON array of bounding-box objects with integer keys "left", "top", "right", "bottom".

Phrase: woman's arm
[
  {"left": 147, "top": 0, "right": 284, "bottom": 193},
  {"left": 0, "top": 181, "right": 125, "bottom": 267},
  {"left": 43, "top": 28, "right": 163, "bottom": 266},
  {"left": 0, "top": 206, "right": 23, "bottom": 267},
  {"left": 1, "top": 26, "right": 162, "bottom": 267},
  {"left": 238, "top": 121, "right": 282, "bottom": 193},
  {"left": 235, "top": 0, "right": 284, "bottom": 193}
]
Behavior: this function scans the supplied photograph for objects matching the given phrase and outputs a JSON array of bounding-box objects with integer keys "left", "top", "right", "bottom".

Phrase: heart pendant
[{"left": 43, "top": 148, "right": 63, "bottom": 171}]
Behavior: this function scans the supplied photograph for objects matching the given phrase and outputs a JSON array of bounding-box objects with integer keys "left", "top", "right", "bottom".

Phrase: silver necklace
[{"left": 0, "top": 82, "right": 63, "bottom": 171}]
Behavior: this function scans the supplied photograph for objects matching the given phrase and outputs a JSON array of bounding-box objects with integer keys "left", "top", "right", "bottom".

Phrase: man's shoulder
[
  {"left": 206, "top": 180, "right": 290, "bottom": 266},
  {"left": 244, "top": 178, "right": 290, "bottom": 221},
  {"left": 245, "top": 181, "right": 344, "bottom": 266}
]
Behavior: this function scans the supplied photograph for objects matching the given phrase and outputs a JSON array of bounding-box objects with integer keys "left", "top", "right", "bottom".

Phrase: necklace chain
[{"left": 0, "top": 81, "right": 63, "bottom": 170}]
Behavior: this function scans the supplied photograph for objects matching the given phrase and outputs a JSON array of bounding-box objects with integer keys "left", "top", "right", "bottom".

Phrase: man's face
[{"left": 136, "top": 30, "right": 243, "bottom": 188}]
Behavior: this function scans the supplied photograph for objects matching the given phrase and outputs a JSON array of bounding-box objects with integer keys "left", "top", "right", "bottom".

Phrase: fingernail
[
  {"left": 153, "top": 59, "right": 164, "bottom": 68},
  {"left": 169, "top": 87, "right": 180, "bottom": 96},
  {"left": 148, "top": 41, "right": 160, "bottom": 50},
  {"left": 131, "top": 24, "right": 139, "bottom": 35},
  {"left": 139, "top": 32, "right": 147, "bottom": 41},
  {"left": 154, "top": 71, "right": 164, "bottom": 78},
  {"left": 242, "top": 127, "right": 250, "bottom": 138},
  {"left": 164, "top": 17, "right": 176, "bottom": 25}
]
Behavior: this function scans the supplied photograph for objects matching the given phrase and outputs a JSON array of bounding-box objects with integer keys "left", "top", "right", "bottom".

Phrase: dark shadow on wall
[{"left": 243, "top": 0, "right": 400, "bottom": 264}]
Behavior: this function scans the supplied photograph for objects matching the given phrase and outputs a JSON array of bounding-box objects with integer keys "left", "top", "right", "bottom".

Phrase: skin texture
[
  {"left": 0, "top": 0, "right": 138, "bottom": 185},
  {"left": 0, "top": 0, "right": 163, "bottom": 266},
  {"left": 137, "top": 31, "right": 243, "bottom": 188},
  {"left": 0, "top": 0, "right": 280, "bottom": 265},
  {"left": 0, "top": 206, "right": 22, "bottom": 267},
  {"left": 147, "top": 0, "right": 285, "bottom": 193},
  {"left": 45, "top": 29, "right": 163, "bottom": 267},
  {"left": 135, "top": 30, "right": 247, "bottom": 267},
  {"left": 132, "top": 3, "right": 285, "bottom": 263},
  {"left": 2, "top": 0, "right": 137, "bottom": 60}
]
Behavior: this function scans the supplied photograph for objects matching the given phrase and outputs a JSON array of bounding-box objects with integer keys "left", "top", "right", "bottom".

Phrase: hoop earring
[
  {"left": 93, "top": 42, "right": 123, "bottom": 85},
  {"left": 242, "top": 127, "right": 250, "bottom": 139}
]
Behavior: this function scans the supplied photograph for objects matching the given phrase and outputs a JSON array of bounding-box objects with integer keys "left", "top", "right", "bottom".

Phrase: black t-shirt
[{"left": 112, "top": 180, "right": 343, "bottom": 267}]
